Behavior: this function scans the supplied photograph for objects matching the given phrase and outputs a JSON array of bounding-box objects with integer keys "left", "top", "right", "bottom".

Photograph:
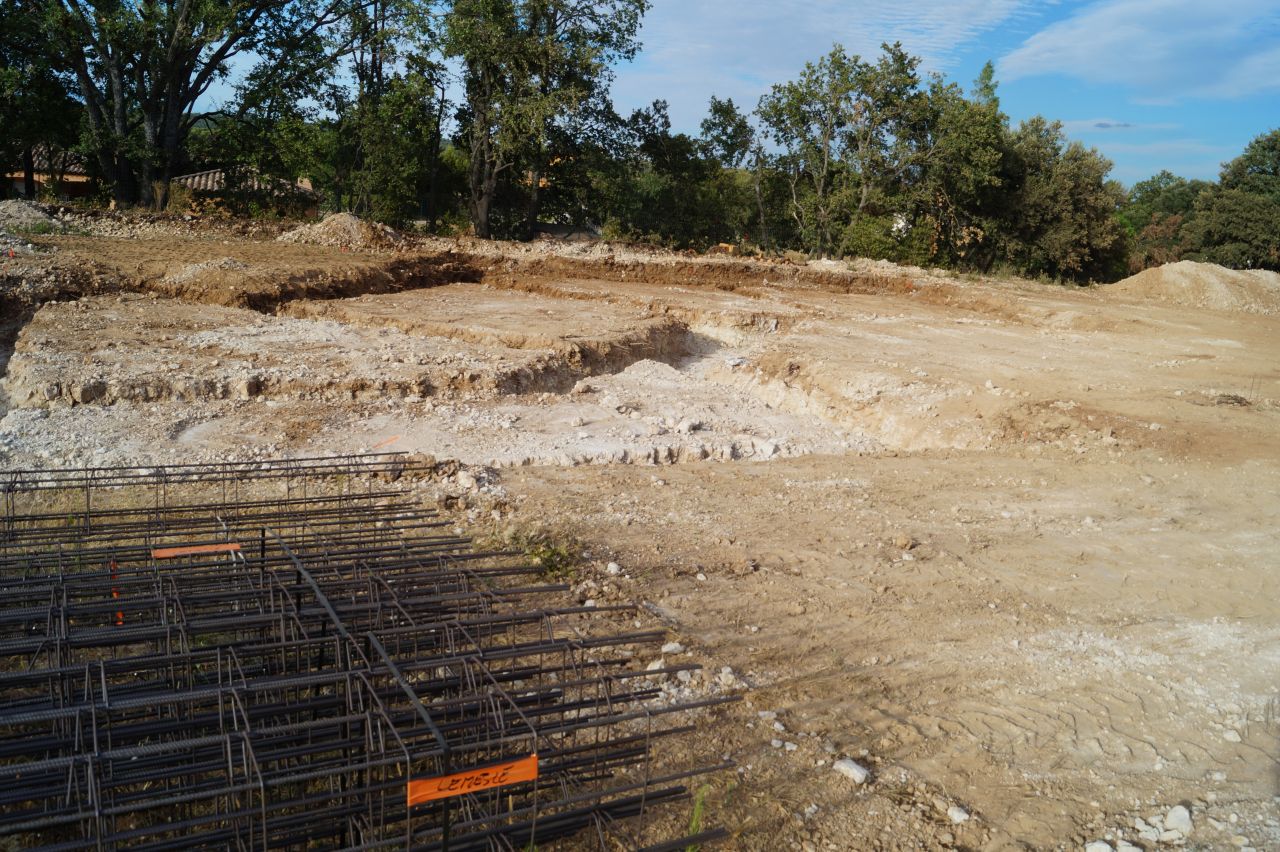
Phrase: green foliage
[
  {"left": 684, "top": 784, "right": 711, "bottom": 852},
  {"left": 1219, "top": 128, "right": 1280, "bottom": 197},
  {"left": 906, "top": 74, "right": 1007, "bottom": 270},
  {"left": 757, "top": 45, "right": 861, "bottom": 257},
  {"left": 998, "top": 118, "right": 1128, "bottom": 282},
  {"left": 1180, "top": 129, "right": 1280, "bottom": 271},
  {"left": 596, "top": 99, "right": 748, "bottom": 248},
  {"left": 1186, "top": 187, "right": 1280, "bottom": 270},
  {"left": 700, "top": 96, "right": 754, "bottom": 169},
  {"left": 40, "top": 0, "right": 363, "bottom": 207},
  {"left": 352, "top": 72, "right": 446, "bottom": 224},
  {"left": 10, "top": 222, "right": 59, "bottom": 236},
  {"left": 840, "top": 213, "right": 898, "bottom": 259},
  {"left": 0, "top": 1, "right": 81, "bottom": 198},
  {"left": 478, "top": 526, "right": 581, "bottom": 582},
  {"left": 14, "top": 2, "right": 1277, "bottom": 282},
  {"left": 507, "top": 531, "right": 581, "bottom": 581},
  {"left": 1116, "top": 170, "right": 1208, "bottom": 272},
  {"left": 445, "top": 0, "right": 647, "bottom": 237}
]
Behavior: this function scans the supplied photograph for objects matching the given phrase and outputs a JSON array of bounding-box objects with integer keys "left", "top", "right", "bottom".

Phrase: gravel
[
  {"left": 0, "top": 199, "right": 58, "bottom": 231},
  {"left": 0, "top": 230, "right": 37, "bottom": 256}
]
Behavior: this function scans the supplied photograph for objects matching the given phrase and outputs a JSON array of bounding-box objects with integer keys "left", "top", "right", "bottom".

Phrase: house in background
[
  {"left": 5, "top": 146, "right": 95, "bottom": 200},
  {"left": 170, "top": 168, "right": 319, "bottom": 216}
]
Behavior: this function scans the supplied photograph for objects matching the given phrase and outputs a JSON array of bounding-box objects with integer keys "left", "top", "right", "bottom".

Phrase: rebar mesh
[{"left": 0, "top": 454, "right": 733, "bottom": 850}]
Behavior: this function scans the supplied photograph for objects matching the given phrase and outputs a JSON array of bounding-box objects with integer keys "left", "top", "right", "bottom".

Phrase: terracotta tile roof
[
  {"left": 171, "top": 168, "right": 317, "bottom": 198},
  {"left": 9, "top": 145, "right": 87, "bottom": 176}
]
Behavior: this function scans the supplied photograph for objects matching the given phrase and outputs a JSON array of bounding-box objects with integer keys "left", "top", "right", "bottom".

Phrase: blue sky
[{"left": 608, "top": 0, "right": 1280, "bottom": 185}]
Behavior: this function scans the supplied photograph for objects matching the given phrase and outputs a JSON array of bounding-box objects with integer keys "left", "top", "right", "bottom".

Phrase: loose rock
[
  {"left": 1164, "top": 805, "right": 1193, "bottom": 837},
  {"left": 832, "top": 758, "right": 870, "bottom": 784}
]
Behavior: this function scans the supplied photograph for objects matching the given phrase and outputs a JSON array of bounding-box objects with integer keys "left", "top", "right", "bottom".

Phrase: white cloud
[
  {"left": 613, "top": 0, "right": 1034, "bottom": 129},
  {"left": 999, "top": 0, "right": 1280, "bottom": 100},
  {"left": 1059, "top": 117, "right": 1181, "bottom": 133}
]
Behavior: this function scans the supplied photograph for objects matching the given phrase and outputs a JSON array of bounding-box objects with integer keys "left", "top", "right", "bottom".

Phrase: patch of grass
[
  {"left": 486, "top": 527, "right": 582, "bottom": 582},
  {"left": 524, "top": 539, "right": 580, "bottom": 582},
  {"left": 11, "top": 222, "right": 61, "bottom": 236},
  {"left": 684, "top": 784, "right": 711, "bottom": 851}
]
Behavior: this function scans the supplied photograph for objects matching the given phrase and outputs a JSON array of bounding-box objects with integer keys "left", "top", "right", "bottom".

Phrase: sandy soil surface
[{"left": 1, "top": 217, "right": 1278, "bottom": 851}]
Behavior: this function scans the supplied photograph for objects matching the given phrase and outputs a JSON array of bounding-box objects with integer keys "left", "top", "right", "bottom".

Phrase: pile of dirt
[
  {"left": 164, "top": 257, "right": 250, "bottom": 285},
  {"left": 0, "top": 200, "right": 58, "bottom": 232},
  {"left": 277, "top": 212, "right": 407, "bottom": 251},
  {"left": 1106, "top": 260, "right": 1280, "bottom": 315}
]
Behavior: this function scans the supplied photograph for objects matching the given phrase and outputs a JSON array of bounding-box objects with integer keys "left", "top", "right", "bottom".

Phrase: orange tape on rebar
[
  {"left": 407, "top": 754, "right": 538, "bottom": 807},
  {"left": 151, "top": 542, "right": 242, "bottom": 559}
]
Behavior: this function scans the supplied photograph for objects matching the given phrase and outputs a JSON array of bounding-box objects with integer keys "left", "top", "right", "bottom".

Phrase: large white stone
[
  {"left": 1165, "top": 804, "right": 1193, "bottom": 837},
  {"left": 832, "top": 758, "right": 869, "bottom": 785}
]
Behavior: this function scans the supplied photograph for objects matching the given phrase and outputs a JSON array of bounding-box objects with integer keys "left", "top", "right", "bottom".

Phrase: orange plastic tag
[
  {"left": 152, "top": 542, "right": 242, "bottom": 559},
  {"left": 407, "top": 754, "right": 538, "bottom": 807}
]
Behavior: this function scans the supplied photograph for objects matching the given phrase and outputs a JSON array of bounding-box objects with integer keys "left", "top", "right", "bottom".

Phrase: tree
[
  {"left": 756, "top": 43, "right": 930, "bottom": 258},
  {"left": 0, "top": 1, "right": 82, "bottom": 199},
  {"left": 1121, "top": 171, "right": 1204, "bottom": 230},
  {"left": 1000, "top": 117, "right": 1127, "bottom": 281},
  {"left": 1188, "top": 188, "right": 1280, "bottom": 270},
  {"left": 1181, "top": 129, "right": 1280, "bottom": 271},
  {"left": 445, "top": 0, "right": 646, "bottom": 239},
  {"left": 757, "top": 46, "right": 859, "bottom": 256},
  {"left": 698, "top": 96, "right": 758, "bottom": 244},
  {"left": 1219, "top": 128, "right": 1280, "bottom": 198},
  {"left": 599, "top": 100, "right": 712, "bottom": 246},
  {"left": 700, "top": 96, "right": 753, "bottom": 169},
  {"left": 839, "top": 42, "right": 924, "bottom": 224},
  {"left": 1117, "top": 171, "right": 1207, "bottom": 271},
  {"left": 905, "top": 71, "right": 1007, "bottom": 269},
  {"left": 41, "top": 0, "right": 368, "bottom": 207},
  {"left": 1131, "top": 212, "right": 1192, "bottom": 270}
]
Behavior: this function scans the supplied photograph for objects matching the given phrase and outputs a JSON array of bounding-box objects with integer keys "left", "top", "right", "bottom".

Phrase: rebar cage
[{"left": 0, "top": 454, "right": 734, "bottom": 850}]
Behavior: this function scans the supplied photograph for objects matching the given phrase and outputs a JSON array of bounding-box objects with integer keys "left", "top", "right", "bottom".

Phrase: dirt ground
[{"left": 1, "top": 214, "right": 1278, "bottom": 851}]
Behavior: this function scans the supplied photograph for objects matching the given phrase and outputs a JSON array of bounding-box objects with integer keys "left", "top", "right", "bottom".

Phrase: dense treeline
[{"left": 3, "top": 0, "right": 1278, "bottom": 281}]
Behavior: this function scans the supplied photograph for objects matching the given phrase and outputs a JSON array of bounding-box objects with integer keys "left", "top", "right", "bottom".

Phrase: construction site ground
[{"left": 1, "top": 211, "right": 1278, "bottom": 851}]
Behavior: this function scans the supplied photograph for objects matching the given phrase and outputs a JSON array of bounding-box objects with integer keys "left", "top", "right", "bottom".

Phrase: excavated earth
[{"left": 1, "top": 215, "right": 1278, "bottom": 851}]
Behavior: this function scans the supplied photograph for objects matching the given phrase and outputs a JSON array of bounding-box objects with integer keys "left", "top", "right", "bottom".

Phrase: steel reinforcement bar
[{"left": 0, "top": 455, "right": 734, "bottom": 850}]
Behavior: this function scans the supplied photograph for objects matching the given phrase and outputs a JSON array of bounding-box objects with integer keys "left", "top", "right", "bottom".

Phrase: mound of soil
[
  {"left": 1106, "top": 260, "right": 1280, "bottom": 315},
  {"left": 277, "top": 212, "right": 406, "bottom": 251},
  {"left": 164, "top": 257, "right": 250, "bottom": 285},
  {"left": 0, "top": 200, "right": 58, "bottom": 232}
]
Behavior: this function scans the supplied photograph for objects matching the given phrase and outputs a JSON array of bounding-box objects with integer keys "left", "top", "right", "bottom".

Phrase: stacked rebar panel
[{"left": 0, "top": 455, "right": 733, "bottom": 850}]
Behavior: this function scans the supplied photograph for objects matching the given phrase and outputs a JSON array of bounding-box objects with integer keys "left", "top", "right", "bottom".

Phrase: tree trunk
[
  {"left": 523, "top": 169, "right": 542, "bottom": 239},
  {"left": 108, "top": 58, "right": 133, "bottom": 204},
  {"left": 112, "top": 153, "right": 139, "bottom": 206},
  {"left": 139, "top": 159, "right": 156, "bottom": 209},
  {"left": 466, "top": 66, "right": 499, "bottom": 239},
  {"left": 752, "top": 149, "right": 769, "bottom": 249},
  {"left": 471, "top": 177, "right": 492, "bottom": 238},
  {"left": 423, "top": 85, "right": 446, "bottom": 226},
  {"left": 468, "top": 133, "right": 488, "bottom": 238},
  {"left": 22, "top": 148, "right": 36, "bottom": 199},
  {"left": 468, "top": 137, "right": 494, "bottom": 238}
]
